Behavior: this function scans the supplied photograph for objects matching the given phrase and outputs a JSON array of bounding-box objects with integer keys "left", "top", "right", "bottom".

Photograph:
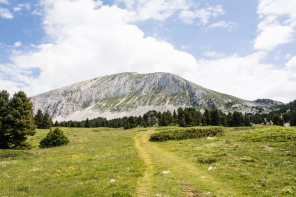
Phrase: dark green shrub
[
  {"left": 149, "top": 127, "right": 224, "bottom": 142},
  {"left": 39, "top": 128, "right": 69, "bottom": 148}
]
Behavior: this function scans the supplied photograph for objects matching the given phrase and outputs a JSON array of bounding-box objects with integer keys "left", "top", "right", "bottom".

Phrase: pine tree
[
  {"left": 84, "top": 118, "right": 91, "bottom": 128},
  {"left": 0, "top": 90, "right": 10, "bottom": 148},
  {"left": 272, "top": 114, "right": 284, "bottom": 126},
  {"left": 210, "top": 108, "right": 222, "bottom": 126},
  {"left": 232, "top": 111, "right": 244, "bottom": 127},
  {"left": 290, "top": 110, "right": 296, "bottom": 126},
  {"left": 54, "top": 121, "right": 59, "bottom": 127},
  {"left": 244, "top": 116, "right": 251, "bottom": 126},
  {"left": 42, "top": 113, "right": 52, "bottom": 129},
  {"left": 204, "top": 109, "right": 211, "bottom": 126},
  {"left": 227, "top": 112, "right": 233, "bottom": 127},
  {"left": 34, "top": 109, "right": 44, "bottom": 129},
  {"left": 3, "top": 91, "right": 36, "bottom": 149},
  {"left": 39, "top": 128, "right": 69, "bottom": 148}
]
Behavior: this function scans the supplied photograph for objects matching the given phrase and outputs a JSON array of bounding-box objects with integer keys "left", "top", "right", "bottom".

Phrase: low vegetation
[
  {"left": 39, "top": 128, "right": 70, "bottom": 148},
  {"left": 149, "top": 127, "right": 224, "bottom": 142},
  {"left": 238, "top": 126, "right": 296, "bottom": 142}
]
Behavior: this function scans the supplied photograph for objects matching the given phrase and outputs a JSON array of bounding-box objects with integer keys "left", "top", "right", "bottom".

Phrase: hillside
[{"left": 31, "top": 72, "right": 282, "bottom": 121}]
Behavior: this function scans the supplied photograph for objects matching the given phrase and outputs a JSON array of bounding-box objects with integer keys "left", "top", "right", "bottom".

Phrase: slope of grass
[
  {"left": 0, "top": 128, "right": 144, "bottom": 197},
  {"left": 1, "top": 126, "right": 296, "bottom": 196},
  {"left": 154, "top": 126, "right": 296, "bottom": 196}
]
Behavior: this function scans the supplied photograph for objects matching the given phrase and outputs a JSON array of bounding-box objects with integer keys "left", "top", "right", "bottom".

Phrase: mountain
[{"left": 31, "top": 72, "right": 283, "bottom": 121}]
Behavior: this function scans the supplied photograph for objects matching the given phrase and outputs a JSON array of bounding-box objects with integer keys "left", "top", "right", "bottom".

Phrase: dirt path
[
  {"left": 134, "top": 130, "right": 237, "bottom": 197},
  {"left": 133, "top": 130, "right": 154, "bottom": 197}
]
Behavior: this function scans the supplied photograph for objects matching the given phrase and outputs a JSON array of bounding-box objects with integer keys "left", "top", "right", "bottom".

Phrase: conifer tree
[
  {"left": 290, "top": 110, "right": 296, "bottom": 126},
  {"left": 84, "top": 118, "right": 91, "bottom": 127},
  {"left": 42, "top": 112, "right": 52, "bottom": 129},
  {"left": 232, "top": 111, "right": 244, "bottom": 126},
  {"left": 3, "top": 91, "right": 36, "bottom": 148},
  {"left": 34, "top": 109, "right": 44, "bottom": 129},
  {"left": 0, "top": 90, "right": 10, "bottom": 148},
  {"left": 211, "top": 108, "right": 222, "bottom": 126},
  {"left": 204, "top": 109, "right": 211, "bottom": 126},
  {"left": 227, "top": 112, "right": 233, "bottom": 127},
  {"left": 272, "top": 114, "right": 284, "bottom": 126},
  {"left": 39, "top": 128, "right": 69, "bottom": 148}
]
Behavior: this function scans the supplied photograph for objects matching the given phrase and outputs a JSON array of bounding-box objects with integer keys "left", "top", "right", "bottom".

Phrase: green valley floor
[{"left": 0, "top": 126, "right": 295, "bottom": 196}]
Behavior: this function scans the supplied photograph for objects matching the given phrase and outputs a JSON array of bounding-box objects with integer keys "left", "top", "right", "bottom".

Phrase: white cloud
[
  {"left": 1, "top": 0, "right": 296, "bottom": 103},
  {"left": 206, "top": 21, "right": 236, "bottom": 31},
  {"left": 254, "top": 0, "right": 296, "bottom": 51},
  {"left": 184, "top": 52, "right": 296, "bottom": 102},
  {"left": 13, "top": 3, "right": 31, "bottom": 12},
  {"left": 203, "top": 50, "right": 225, "bottom": 58},
  {"left": 116, "top": 0, "right": 191, "bottom": 21},
  {"left": 254, "top": 25, "right": 293, "bottom": 50},
  {"left": 179, "top": 5, "right": 224, "bottom": 25},
  {"left": 0, "top": 0, "right": 8, "bottom": 5},
  {"left": 4, "top": 0, "right": 196, "bottom": 96},
  {"left": 14, "top": 41, "right": 22, "bottom": 48},
  {"left": 0, "top": 7, "right": 13, "bottom": 19}
]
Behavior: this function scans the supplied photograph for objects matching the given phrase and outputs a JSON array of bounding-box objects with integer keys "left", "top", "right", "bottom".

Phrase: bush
[
  {"left": 149, "top": 127, "right": 224, "bottom": 142},
  {"left": 39, "top": 128, "right": 69, "bottom": 148}
]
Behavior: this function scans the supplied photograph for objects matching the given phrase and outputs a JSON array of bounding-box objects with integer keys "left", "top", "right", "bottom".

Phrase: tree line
[{"left": 55, "top": 108, "right": 256, "bottom": 129}]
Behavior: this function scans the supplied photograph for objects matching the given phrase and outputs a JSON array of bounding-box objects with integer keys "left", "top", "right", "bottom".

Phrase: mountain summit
[{"left": 31, "top": 72, "right": 282, "bottom": 121}]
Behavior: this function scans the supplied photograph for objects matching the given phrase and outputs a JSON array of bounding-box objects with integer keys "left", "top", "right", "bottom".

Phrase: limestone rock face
[{"left": 30, "top": 72, "right": 282, "bottom": 121}]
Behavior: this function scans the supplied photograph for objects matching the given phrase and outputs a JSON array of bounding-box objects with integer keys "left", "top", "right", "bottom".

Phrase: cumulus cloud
[
  {"left": 13, "top": 3, "right": 30, "bottom": 12},
  {"left": 179, "top": 5, "right": 224, "bottom": 25},
  {"left": 254, "top": 0, "right": 296, "bottom": 51},
  {"left": 115, "top": 0, "right": 191, "bottom": 21},
  {"left": 13, "top": 41, "right": 22, "bottom": 48},
  {"left": 184, "top": 52, "right": 296, "bottom": 102},
  {"left": 0, "top": 7, "right": 13, "bottom": 19},
  {"left": 0, "top": 0, "right": 8, "bottom": 5},
  {"left": 206, "top": 21, "right": 236, "bottom": 31},
  {"left": 1, "top": 0, "right": 296, "bottom": 103}
]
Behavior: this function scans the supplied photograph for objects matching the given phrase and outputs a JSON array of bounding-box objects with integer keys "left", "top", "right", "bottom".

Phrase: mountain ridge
[{"left": 31, "top": 72, "right": 283, "bottom": 121}]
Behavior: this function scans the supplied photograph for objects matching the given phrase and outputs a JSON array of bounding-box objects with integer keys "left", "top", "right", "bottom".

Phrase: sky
[{"left": 0, "top": 0, "right": 296, "bottom": 103}]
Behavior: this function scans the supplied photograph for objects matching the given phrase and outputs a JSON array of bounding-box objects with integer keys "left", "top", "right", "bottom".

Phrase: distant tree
[
  {"left": 244, "top": 116, "right": 252, "bottom": 127},
  {"left": 226, "top": 112, "right": 233, "bottom": 127},
  {"left": 172, "top": 110, "right": 178, "bottom": 125},
  {"left": 177, "top": 108, "right": 186, "bottom": 127},
  {"left": 0, "top": 90, "right": 10, "bottom": 148},
  {"left": 2, "top": 91, "right": 36, "bottom": 149},
  {"left": 54, "top": 121, "right": 59, "bottom": 127},
  {"left": 232, "top": 111, "right": 244, "bottom": 127},
  {"left": 272, "top": 114, "right": 284, "bottom": 126},
  {"left": 84, "top": 118, "right": 91, "bottom": 128},
  {"left": 34, "top": 109, "right": 44, "bottom": 129},
  {"left": 204, "top": 109, "right": 211, "bottom": 126},
  {"left": 39, "top": 128, "right": 69, "bottom": 148},
  {"left": 42, "top": 112, "right": 52, "bottom": 129},
  {"left": 290, "top": 110, "right": 296, "bottom": 126},
  {"left": 211, "top": 108, "right": 222, "bottom": 126}
]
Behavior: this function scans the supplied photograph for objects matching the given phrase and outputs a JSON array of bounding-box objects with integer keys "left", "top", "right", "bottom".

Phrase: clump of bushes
[
  {"left": 238, "top": 127, "right": 296, "bottom": 142},
  {"left": 39, "top": 128, "right": 69, "bottom": 148},
  {"left": 149, "top": 127, "right": 224, "bottom": 142}
]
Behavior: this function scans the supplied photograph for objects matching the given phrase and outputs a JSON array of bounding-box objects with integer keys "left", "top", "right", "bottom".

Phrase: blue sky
[{"left": 0, "top": 0, "right": 296, "bottom": 102}]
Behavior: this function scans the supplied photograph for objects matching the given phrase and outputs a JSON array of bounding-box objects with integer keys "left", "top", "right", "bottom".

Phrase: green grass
[
  {"left": 1, "top": 126, "right": 296, "bottom": 196},
  {"left": 154, "top": 126, "right": 296, "bottom": 196},
  {"left": 0, "top": 127, "right": 144, "bottom": 197}
]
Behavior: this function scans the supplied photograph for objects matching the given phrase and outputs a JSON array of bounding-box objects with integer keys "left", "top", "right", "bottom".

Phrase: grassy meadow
[{"left": 0, "top": 126, "right": 296, "bottom": 196}]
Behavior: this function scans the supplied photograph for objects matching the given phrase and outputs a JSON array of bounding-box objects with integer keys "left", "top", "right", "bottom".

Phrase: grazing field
[
  {"left": 1, "top": 126, "right": 296, "bottom": 196},
  {"left": 0, "top": 128, "right": 144, "bottom": 197}
]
